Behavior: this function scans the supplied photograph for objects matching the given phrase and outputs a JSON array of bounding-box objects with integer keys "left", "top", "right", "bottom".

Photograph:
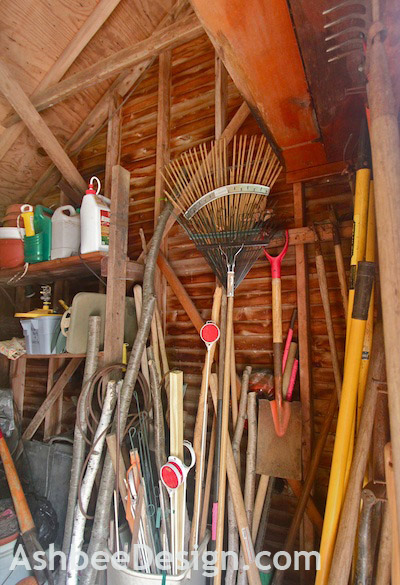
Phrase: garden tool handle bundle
[{"left": 263, "top": 229, "right": 291, "bottom": 437}]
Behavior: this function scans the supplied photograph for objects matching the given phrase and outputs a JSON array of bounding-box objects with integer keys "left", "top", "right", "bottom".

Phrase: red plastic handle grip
[{"left": 263, "top": 229, "right": 289, "bottom": 278}]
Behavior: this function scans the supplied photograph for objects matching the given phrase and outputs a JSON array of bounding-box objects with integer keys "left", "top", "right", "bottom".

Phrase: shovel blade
[{"left": 256, "top": 401, "right": 302, "bottom": 480}]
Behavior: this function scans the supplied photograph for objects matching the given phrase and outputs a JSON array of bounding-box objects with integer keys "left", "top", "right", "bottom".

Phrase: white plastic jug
[
  {"left": 80, "top": 177, "right": 111, "bottom": 254},
  {"left": 51, "top": 205, "right": 80, "bottom": 259}
]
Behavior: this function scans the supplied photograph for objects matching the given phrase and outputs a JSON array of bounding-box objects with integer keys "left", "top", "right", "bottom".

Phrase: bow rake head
[{"left": 323, "top": 0, "right": 371, "bottom": 64}]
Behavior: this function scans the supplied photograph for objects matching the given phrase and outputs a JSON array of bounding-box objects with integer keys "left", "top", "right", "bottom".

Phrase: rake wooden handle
[{"left": 209, "top": 375, "right": 261, "bottom": 585}]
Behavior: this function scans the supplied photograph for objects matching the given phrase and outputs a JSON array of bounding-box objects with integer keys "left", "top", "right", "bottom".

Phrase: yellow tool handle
[{"left": 316, "top": 261, "right": 375, "bottom": 585}]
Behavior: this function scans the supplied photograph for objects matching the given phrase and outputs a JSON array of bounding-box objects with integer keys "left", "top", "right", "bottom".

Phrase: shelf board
[{"left": 0, "top": 252, "right": 107, "bottom": 286}]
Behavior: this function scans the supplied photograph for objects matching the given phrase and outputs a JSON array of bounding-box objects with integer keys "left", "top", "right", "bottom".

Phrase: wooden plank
[
  {"left": 0, "top": 60, "right": 86, "bottom": 202},
  {"left": 104, "top": 93, "right": 123, "bottom": 198},
  {"left": 215, "top": 55, "right": 228, "bottom": 138},
  {"left": 0, "top": 0, "right": 123, "bottom": 161},
  {"left": 190, "top": 0, "right": 326, "bottom": 170},
  {"left": 22, "top": 357, "right": 83, "bottom": 440},
  {"left": 3, "top": 15, "right": 203, "bottom": 120},
  {"left": 10, "top": 358, "right": 26, "bottom": 422},
  {"left": 286, "top": 161, "right": 347, "bottom": 184},
  {"left": 0, "top": 252, "right": 107, "bottom": 287},
  {"left": 101, "top": 256, "right": 144, "bottom": 282},
  {"left": 103, "top": 165, "right": 130, "bottom": 365},
  {"left": 293, "top": 181, "right": 314, "bottom": 559}
]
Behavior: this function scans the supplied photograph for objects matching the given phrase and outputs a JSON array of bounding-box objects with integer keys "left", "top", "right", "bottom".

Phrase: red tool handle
[{"left": 263, "top": 229, "right": 289, "bottom": 278}]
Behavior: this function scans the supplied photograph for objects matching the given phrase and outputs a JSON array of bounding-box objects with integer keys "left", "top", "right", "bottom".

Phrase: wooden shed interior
[{"left": 0, "top": 0, "right": 399, "bottom": 584}]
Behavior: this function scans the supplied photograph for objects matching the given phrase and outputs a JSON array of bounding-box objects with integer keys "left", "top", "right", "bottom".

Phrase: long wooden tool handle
[
  {"left": 215, "top": 294, "right": 234, "bottom": 585},
  {"left": 210, "top": 375, "right": 261, "bottom": 585},
  {"left": 271, "top": 277, "right": 283, "bottom": 404},
  {"left": 190, "top": 285, "right": 222, "bottom": 553},
  {"left": 385, "top": 443, "right": 400, "bottom": 585},
  {"left": 0, "top": 429, "right": 35, "bottom": 533},
  {"left": 314, "top": 235, "right": 342, "bottom": 400}
]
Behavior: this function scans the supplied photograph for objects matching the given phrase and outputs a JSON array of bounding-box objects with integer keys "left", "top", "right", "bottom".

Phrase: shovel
[
  {"left": 263, "top": 229, "right": 291, "bottom": 437},
  {"left": 259, "top": 230, "right": 302, "bottom": 480}
]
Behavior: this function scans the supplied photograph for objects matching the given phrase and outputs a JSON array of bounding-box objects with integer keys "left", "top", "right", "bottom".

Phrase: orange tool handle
[{"left": 0, "top": 429, "right": 35, "bottom": 533}]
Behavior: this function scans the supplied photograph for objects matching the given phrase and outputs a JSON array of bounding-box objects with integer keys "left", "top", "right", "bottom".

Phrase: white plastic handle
[
  {"left": 54, "top": 205, "right": 76, "bottom": 218},
  {"left": 90, "top": 176, "right": 101, "bottom": 195},
  {"left": 20, "top": 204, "right": 33, "bottom": 213}
]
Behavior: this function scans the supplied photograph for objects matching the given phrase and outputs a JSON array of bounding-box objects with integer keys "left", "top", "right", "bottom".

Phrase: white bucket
[
  {"left": 107, "top": 534, "right": 209, "bottom": 585},
  {"left": 0, "top": 537, "right": 31, "bottom": 585},
  {"left": 20, "top": 316, "right": 62, "bottom": 354}
]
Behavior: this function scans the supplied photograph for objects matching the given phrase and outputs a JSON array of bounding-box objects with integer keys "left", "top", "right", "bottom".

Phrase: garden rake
[{"left": 163, "top": 134, "right": 282, "bottom": 585}]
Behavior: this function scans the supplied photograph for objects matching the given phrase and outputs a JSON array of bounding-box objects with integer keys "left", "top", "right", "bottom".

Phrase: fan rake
[{"left": 163, "top": 134, "right": 283, "bottom": 584}]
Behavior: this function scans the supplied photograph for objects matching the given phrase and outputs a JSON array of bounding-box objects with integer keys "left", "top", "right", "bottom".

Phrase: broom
[{"left": 163, "top": 135, "right": 282, "bottom": 584}]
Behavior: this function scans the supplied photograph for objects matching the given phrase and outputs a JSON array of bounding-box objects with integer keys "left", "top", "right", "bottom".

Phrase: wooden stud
[
  {"left": 104, "top": 94, "right": 123, "bottom": 198},
  {"left": 154, "top": 49, "right": 172, "bottom": 319},
  {"left": 44, "top": 357, "right": 63, "bottom": 440},
  {"left": 215, "top": 55, "right": 228, "bottom": 139},
  {"left": 0, "top": 0, "right": 123, "bottom": 160},
  {"left": 0, "top": 60, "right": 86, "bottom": 203},
  {"left": 293, "top": 181, "right": 314, "bottom": 559},
  {"left": 10, "top": 358, "right": 26, "bottom": 423},
  {"left": 103, "top": 165, "right": 130, "bottom": 366},
  {"left": 3, "top": 16, "right": 203, "bottom": 119}
]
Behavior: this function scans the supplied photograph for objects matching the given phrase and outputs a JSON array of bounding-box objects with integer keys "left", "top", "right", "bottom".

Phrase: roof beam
[
  {"left": 2, "top": 13, "right": 203, "bottom": 126},
  {"left": 0, "top": 60, "right": 86, "bottom": 203},
  {"left": 0, "top": 0, "right": 123, "bottom": 161},
  {"left": 25, "top": 0, "right": 189, "bottom": 203}
]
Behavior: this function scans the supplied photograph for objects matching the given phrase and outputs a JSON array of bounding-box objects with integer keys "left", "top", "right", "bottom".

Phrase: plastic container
[
  {"left": 80, "top": 177, "right": 111, "bottom": 254},
  {"left": 0, "top": 537, "right": 31, "bottom": 585},
  {"left": 20, "top": 315, "right": 62, "bottom": 354},
  {"left": 51, "top": 205, "right": 80, "bottom": 259},
  {"left": 107, "top": 534, "right": 209, "bottom": 585},
  {"left": 24, "top": 232, "right": 44, "bottom": 264},
  {"left": 0, "top": 227, "right": 25, "bottom": 268},
  {"left": 34, "top": 206, "right": 53, "bottom": 261}
]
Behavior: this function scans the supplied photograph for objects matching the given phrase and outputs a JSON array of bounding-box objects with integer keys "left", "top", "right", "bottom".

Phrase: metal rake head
[{"left": 323, "top": 0, "right": 371, "bottom": 63}]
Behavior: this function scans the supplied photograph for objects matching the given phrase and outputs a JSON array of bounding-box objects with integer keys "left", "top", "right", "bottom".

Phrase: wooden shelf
[
  {"left": 0, "top": 252, "right": 144, "bottom": 287},
  {"left": 19, "top": 352, "right": 92, "bottom": 359},
  {"left": 0, "top": 252, "right": 107, "bottom": 286}
]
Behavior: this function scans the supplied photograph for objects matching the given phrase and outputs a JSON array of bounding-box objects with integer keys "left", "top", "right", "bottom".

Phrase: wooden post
[
  {"left": 0, "top": 60, "right": 86, "bottom": 202},
  {"left": 367, "top": 10, "right": 400, "bottom": 543},
  {"left": 104, "top": 93, "right": 123, "bottom": 198},
  {"left": 103, "top": 165, "right": 130, "bottom": 365},
  {"left": 293, "top": 182, "right": 314, "bottom": 561},
  {"left": 154, "top": 49, "right": 172, "bottom": 321}
]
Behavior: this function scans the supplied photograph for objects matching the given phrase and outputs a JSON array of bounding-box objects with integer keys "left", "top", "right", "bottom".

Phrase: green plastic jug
[{"left": 34, "top": 205, "right": 53, "bottom": 261}]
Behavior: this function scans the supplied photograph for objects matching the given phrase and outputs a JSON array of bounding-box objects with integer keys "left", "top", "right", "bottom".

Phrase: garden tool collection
[{"left": 164, "top": 134, "right": 282, "bottom": 585}]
